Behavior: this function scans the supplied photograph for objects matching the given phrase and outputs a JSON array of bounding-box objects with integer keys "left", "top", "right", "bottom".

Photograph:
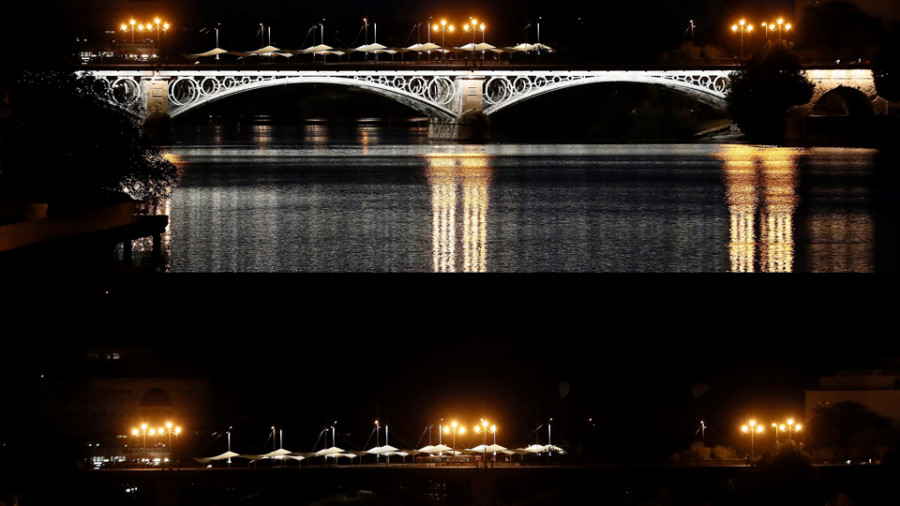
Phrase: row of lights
[
  {"left": 131, "top": 422, "right": 181, "bottom": 448},
  {"left": 119, "top": 18, "right": 171, "bottom": 45},
  {"left": 439, "top": 419, "right": 497, "bottom": 446},
  {"left": 732, "top": 17, "right": 792, "bottom": 58},
  {"left": 741, "top": 418, "right": 802, "bottom": 458}
]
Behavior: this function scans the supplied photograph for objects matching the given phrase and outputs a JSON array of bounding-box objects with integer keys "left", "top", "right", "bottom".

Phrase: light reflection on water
[
  {"left": 152, "top": 124, "right": 887, "bottom": 273},
  {"left": 718, "top": 145, "right": 802, "bottom": 273}
]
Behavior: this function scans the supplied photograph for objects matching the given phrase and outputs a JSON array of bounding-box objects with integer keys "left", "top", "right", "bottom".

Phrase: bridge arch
[
  {"left": 165, "top": 75, "right": 458, "bottom": 121},
  {"left": 482, "top": 72, "right": 730, "bottom": 116},
  {"left": 810, "top": 85, "right": 875, "bottom": 117}
]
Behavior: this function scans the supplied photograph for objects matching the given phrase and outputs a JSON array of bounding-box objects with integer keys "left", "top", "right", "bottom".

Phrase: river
[{"left": 135, "top": 118, "right": 899, "bottom": 273}]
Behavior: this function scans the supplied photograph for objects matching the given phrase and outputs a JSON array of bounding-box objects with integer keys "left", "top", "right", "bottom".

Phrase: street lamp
[
  {"left": 473, "top": 419, "right": 497, "bottom": 466},
  {"left": 433, "top": 20, "right": 454, "bottom": 60},
  {"left": 120, "top": 20, "right": 137, "bottom": 44},
  {"left": 774, "top": 18, "right": 791, "bottom": 40},
  {"left": 785, "top": 418, "right": 801, "bottom": 440},
  {"left": 443, "top": 421, "right": 465, "bottom": 459},
  {"left": 464, "top": 18, "right": 486, "bottom": 65},
  {"left": 741, "top": 419, "right": 764, "bottom": 462},
  {"left": 731, "top": 19, "right": 753, "bottom": 59}
]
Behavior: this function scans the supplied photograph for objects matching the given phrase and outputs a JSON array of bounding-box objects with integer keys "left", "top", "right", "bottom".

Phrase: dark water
[{"left": 146, "top": 119, "right": 899, "bottom": 273}]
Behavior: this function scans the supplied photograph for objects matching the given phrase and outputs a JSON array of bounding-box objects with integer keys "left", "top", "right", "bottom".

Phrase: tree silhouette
[
  {"left": 733, "top": 441, "right": 821, "bottom": 506},
  {"left": 726, "top": 44, "right": 815, "bottom": 143},
  {"left": 0, "top": 70, "right": 178, "bottom": 211},
  {"left": 807, "top": 401, "right": 898, "bottom": 463}
]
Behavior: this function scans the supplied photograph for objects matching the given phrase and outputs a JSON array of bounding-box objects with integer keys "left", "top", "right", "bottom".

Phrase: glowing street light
[
  {"left": 785, "top": 418, "right": 801, "bottom": 440},
  {"left": 149, "top": 18, "right": 170, "bottom": 51},
  {"left": 433, "top": 20, "right": 454, "bottom": 60},
  {"left": 443, "top": 420, "right": 465, "bottom": 454},
  {"left": 731, "top": 19, "right": 753, "bottom": 59},
  {"left": 121, "top": 19, "right": 137, "bottom": 44},
  {"left": 464, "top": 18, "right": 486, "bottom": 64},
  {"left": 741, "top": 419, "right": 764, "bottom": 461},
  {"left": 473, "top": 419, "right": 497, "bottom": 466},
  {"left": 774, "top": 18, "right": 791, "bottom": 40}
]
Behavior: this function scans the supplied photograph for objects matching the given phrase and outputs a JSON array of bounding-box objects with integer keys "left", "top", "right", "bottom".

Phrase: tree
[
  {"left": 734, "top": 441, "right": 821, "bottom": 506},
  {"left": 726, "top": 44, "right": 815, "bottom": 143},
  {"left": 0, "top": 70, "right": 178, "bottom": 210},
  {"left": 872, "top": 32, "right": 900, "bottom": 102},
  {"left": 806, "top": 401, "right": 898, "bottom": 463}
]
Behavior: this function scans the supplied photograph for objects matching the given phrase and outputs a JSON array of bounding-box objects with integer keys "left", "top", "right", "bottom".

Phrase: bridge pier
[
  {"left": 429, "top": 76, "right": 490, "bottom": 142},
  {"left": 141, "top": 75, "right": 175, "bottom": 144}
]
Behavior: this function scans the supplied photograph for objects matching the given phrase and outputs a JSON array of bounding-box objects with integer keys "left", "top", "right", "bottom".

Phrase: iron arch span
[
  {"left": 481, "top": 71, "right": 732, "bottom": 116},
  {"left": 85, "top": 69, "right": 733, "bottom": 123},
  {"left": 164, "top": 74, "right": 459, "bottom": 121}
]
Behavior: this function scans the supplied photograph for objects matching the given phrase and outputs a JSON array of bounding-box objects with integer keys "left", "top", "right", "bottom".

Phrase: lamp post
[
  {"left": 433, "top": 20, "right": 454, "bottom": 60},
  {"left": 731, "top": 19, "right": 753, "bottom": 59},
  {"left": 548, "top": 418, "right": 553, "bottom": 456},
  {"left": 464, "top": 18, "right": 485, "bottom": 65},
  {"left": 741, "top": 419, "right": 764, "bottom": 462},
  {"left": 785, "top": 418, "right": 801, "bottom": 440},
  {"left": 374, "top": 420, "right": 380, "bottom": 463},
  {"left": 443, "top": 421, "right": 465, "bottom": 462},
  {"left": 227, "top": 426, "right": 232, "bottom": 466},
  {"left": 774, "top": 18, "right": 791, "bottom": 41},
  {"left": 473, "top": 419, "right": 497, "bottom": 467},
  {"left": 363, "top": 18, "right": 369, "bottom": 61}
]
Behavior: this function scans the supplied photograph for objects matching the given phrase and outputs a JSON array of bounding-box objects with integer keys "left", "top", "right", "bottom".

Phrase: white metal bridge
[
  {"left": 82, "top": 66, "right": 881, "bottom": 139},
  {"left": 86, "top": 68, "right": 735, "bottom": 121}
]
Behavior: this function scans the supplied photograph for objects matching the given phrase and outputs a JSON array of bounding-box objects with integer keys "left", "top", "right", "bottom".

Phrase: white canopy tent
[
  {"left": 193, "top": 451, "right": 239, "bottom": 464},
  {"left": 506, "top": 43, "right": 555, "bottom": 54},
  {"left": 182, "top": 48, "right": 229, "bottom": 60},
  {"left": 455, "top": 42, "right": 498, "bottom": 52},
  {"left": 313, "top": 446, "right": 345, "bottom": 457}
]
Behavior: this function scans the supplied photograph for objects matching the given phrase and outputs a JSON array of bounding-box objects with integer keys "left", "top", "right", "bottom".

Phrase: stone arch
[
  {"left": 167, "top": 76, "right": 457, "bottom": 122},
  {"left": 810, "top": 86, "right": 875, "bottom": 117}
]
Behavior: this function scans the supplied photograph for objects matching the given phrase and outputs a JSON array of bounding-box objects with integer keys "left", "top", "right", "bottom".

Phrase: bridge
[{"left": 82, "top": 65, "right": 886, "bottom": 140}]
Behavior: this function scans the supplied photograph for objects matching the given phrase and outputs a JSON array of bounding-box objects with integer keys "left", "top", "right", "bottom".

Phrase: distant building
[
  {"left": 805, "top": 358, "right": 900, "bottom": 428},
  {"left": 41, "top": 0, "right": 203, "bottom": 62},
  {"left": 26, "top": 347, "right": 211, "bottom": 468}
]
